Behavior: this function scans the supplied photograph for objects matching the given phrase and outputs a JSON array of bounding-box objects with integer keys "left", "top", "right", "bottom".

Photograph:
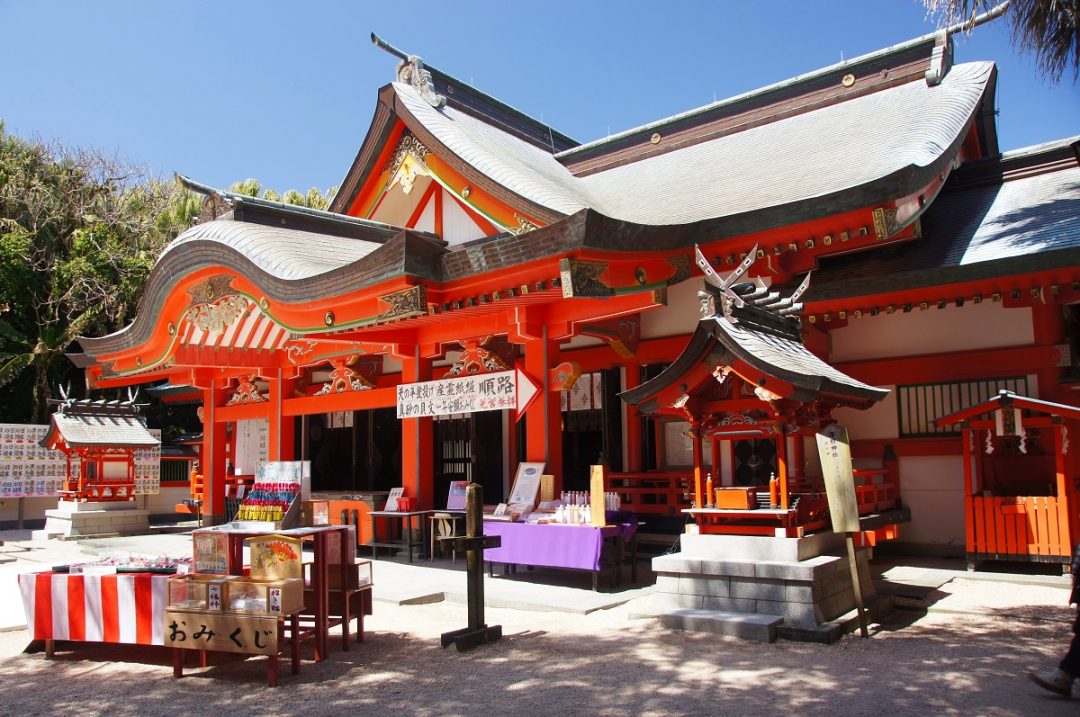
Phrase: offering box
[
  {"left": 321, "top": 559, "right": 372, "bottom": 591},
  {"left": 167, "top": 574, "right": 239, "bottom": 611},
  {"left": 224, "top": 577, "right": 305, "bottom": 615}
]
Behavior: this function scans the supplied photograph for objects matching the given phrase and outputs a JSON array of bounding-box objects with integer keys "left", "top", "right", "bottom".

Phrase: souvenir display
[{"left": 247, "top": 534, "right": 303, "bottom": 579}]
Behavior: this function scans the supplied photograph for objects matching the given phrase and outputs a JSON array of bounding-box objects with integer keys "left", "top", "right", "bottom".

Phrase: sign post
[
  {"left": 396, "top": 368, "right": 540, "bottom": 421},
  {"left": 816, "top": 423, "right": 869, "bottom": 638}
]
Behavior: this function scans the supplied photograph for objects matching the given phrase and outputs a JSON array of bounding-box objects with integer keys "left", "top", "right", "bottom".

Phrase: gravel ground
[{"left": 0, "top": 574, "right": 1077, "bottom": 716}]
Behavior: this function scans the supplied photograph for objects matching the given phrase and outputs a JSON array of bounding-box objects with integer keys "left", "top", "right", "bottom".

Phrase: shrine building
[{"left": 69, "top": 27, "right": 1080, "bottom": 560}]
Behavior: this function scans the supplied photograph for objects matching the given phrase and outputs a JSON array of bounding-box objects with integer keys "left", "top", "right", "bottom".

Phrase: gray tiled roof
[
  {"left": 162, "top": 220, "right": 383, "bottom": 281},
  {"left": 397, "top": 62, "right": 993, "bottom": 227},
  {"left": 43, "top": 413, "right": 160, "bottom": 449},
  {"left": 806, "top": 139, "right": 1080, "bottom": 301},
  {"left": 709, "top": 315, "right": 888, "bottom": 403}
]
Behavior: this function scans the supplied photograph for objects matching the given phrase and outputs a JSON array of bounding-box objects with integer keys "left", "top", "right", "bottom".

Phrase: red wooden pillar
[
  {"left": 623, "top": 366, "right": 643, "bottom": 472},
  {"left": 1053, "top": 422, "right": 1074, "bottom": 556},
  {"left": 401, "top": 347, "right": 433, "bottom": 509},
  {"left": 523, "top": 333, "right": 563, "bottom": 494},
  {"left": 202, "top": 381, "right": 228, "bottom": 522},
  {"left": 1031, "top": 302, "right": 1065, "bottom": 403},
  {"left": 961, "top": 425, "right": 975, "bottom": 555},
  {"left": 690, "top": 422, "right": 704, "bottom": 510},
  {"left": 776, "top": 430, "right": 789, "bottom": 510},
  {"left": 267, "top": 369, "right": 295, "bottom": 461}
]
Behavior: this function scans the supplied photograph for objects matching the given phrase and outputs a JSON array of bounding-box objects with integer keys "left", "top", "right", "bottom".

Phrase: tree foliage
[
  {"left": 0, "top": 122, "right": 200, "bottom": 422},
  {"left": 925, "top": 0, "right": 1080, "bottom": 82},
  {"left": 228, "top": 178, "right": 337, "bottom": 211}
]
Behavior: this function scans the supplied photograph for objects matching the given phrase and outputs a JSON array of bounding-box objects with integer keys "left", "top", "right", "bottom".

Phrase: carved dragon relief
[
  {"left": 448, "top": 336, "right": 516, "bottom": 376},
  {"left": 377, "top": 286, "right": 428, "bottom": 322},
  {"left": 226, "top": 375, "right": 268, "bottom": 405},
  {"left": 559, "top": 258, "right": 613, "bottom": 298}
]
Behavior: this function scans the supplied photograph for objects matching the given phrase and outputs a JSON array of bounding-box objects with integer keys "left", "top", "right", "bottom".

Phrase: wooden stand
[
  {"left": 170, "top": 610, "right": 301, "bottom": 687},
  {"left": 440, "top": 484, "right": 502, "bottom": 652}
]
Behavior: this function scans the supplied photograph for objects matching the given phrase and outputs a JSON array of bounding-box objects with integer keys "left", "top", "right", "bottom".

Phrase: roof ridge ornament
[{"left": 371, "top": 32, "right": 447, "bottom": 108}]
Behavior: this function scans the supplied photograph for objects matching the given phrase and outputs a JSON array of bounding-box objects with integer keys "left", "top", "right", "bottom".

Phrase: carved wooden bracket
[
  {"left": 226, "top": 375, "right": 267, "bottom": 405},
  {"left": 578, "top": 316, "right": 640, "bottom": 358},
  {"left": 549, "top": 361, "right": 582, "bottom": 391},
  {"left": 449, "top": 336, "right": 516, "bottom": 376}
]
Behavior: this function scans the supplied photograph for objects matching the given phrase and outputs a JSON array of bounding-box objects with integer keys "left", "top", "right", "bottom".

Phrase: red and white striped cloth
[{"left": 18, "top": 572, "right": 169, "bottom": 645}]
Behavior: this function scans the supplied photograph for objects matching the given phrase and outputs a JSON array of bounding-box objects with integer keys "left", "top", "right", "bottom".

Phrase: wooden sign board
[
  {"left": 165, "top": 609, "right": 279, "bottom": 655},
  {"left": 508, "top": 462, "right": 544, "bottom": 507},
  {"left": 589, "top": 465, "right": 607, "bottom": 527},
  {"left": 540, "top": 475, "right": 555, "bottom": 504},
  {"left": 248, "top": 535, "right": 303, "bottom": 579},
  {"left": 192, "top": 530, "right": 229, "bottom": 574},
  {"left": 815, "top": 424, "right": 861, "bottom": 534}
]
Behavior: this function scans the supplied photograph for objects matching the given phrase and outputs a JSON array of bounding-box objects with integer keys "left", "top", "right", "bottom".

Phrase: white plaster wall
[
  {"left": 832, "top": 389, "right": 899, "bottom": 441},
  {"left": 0, "top": 497, "right": 56, "bottom": 525},
  {"left": 0, "top": 486, "right": 190, "bottom": 526},
  {"left": 895, "top": 454, "right": 965, "bottom": 547},
  {"left": 829, "top": 301, "right": 1034, "bottom": 362},
  {"left": 641, "top": 277, "right": 701, "bottom": 339}
]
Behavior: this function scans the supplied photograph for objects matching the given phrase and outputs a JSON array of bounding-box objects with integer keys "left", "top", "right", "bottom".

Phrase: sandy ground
[{"left": 0, "top": 572, "right": 1077, "bottom": 716}]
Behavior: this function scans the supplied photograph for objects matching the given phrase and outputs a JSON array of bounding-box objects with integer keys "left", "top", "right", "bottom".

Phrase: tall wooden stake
[
  {"left": 440, "top": 484, "right": 502, "bottom": 652},
  {"left": 845, "top": 532, "right": 869, "bottom": 638}
]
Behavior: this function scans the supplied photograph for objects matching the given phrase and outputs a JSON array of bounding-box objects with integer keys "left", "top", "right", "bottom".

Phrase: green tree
[
  {"left": 0, "top": 122, "right": 200, "bottom": 422},
  {"left": 228, "top": 178, "right": 337, "bottom": 210},
  {"left": 925, "top": 0, "right": 1080, "bottom": 82}
]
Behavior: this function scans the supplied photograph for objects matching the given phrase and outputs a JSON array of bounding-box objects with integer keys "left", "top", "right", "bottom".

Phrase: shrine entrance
[
  {"left": 433, "top": 411, "right": 504, "bottom": 506},
  {"left": 732, "top": 438, "right": 776, "bottom": 487}
]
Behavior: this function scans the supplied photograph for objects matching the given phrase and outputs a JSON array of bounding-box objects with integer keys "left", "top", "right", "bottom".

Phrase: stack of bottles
[
  {"left": 553, "top": 490, "right": 622, "bottom": 524},
  {"left": 235, "top": 481, "right": 300, "bottom": 522}
]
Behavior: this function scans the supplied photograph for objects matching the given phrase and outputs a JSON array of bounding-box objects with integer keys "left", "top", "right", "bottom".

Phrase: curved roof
[
  {"left": 392, "top": 62, "right": 993, "bottom": 228},
  {"left": 161, "top": 219, "right": 383, "bottom": 281}
]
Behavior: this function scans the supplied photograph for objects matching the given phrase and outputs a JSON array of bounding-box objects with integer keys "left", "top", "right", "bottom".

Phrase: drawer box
[
  {"left": 224, "top": 577, "right": 305, "bottom": 615},
  {"left": 714, "top": 487, "right": 757, "bottom": 510},
  {"left": 167, "top": 574, "right": 240, "bottom": 611}
]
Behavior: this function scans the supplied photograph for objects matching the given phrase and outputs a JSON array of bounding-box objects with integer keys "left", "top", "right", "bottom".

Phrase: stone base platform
[
  {"left": 648, "top": 532, "right": 878, "bottom": 642},
  {"left": 32, "top": 500, "right": 149, "bottom": 540}
]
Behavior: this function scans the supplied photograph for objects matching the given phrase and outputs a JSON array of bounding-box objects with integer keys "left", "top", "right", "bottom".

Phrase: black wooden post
[{"left": 440, "top": 483, "right": 502, "bottom": 652}]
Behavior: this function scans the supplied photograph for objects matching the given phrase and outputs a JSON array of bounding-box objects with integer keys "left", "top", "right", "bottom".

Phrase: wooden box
[
  {"left": 302, "top": 500, "right": 330, "bottom": 527},
  {"left": 167, "top": 574, "right": 239, "bottom": 611},
  {"left": 247, "top": 534, "right": 303, "bottom": 579},
  {"left": 714, "top": 487, "right": 757, "bottom": 510},
  {"left": 224, "top": 577, "right": 305, "bottom": 615},
  {"left": 313, "top": 559, "right": 372, "bottom": 591}
]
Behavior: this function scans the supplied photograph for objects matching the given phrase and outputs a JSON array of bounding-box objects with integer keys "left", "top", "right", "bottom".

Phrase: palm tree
[{"left": 925, "top": 0, "right": 1080, "bottom": 82}]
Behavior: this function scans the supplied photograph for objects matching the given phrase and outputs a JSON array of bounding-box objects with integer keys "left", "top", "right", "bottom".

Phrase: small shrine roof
[
  {"left": 41, "top": 401, "right": 159, "bottom": 450},
  {"left": 936, "top": 390, "right": 1080, "bottom": 426},
  {"left": 621, "top": 248, "right": 888, "bottom": 418},
  {"left": 805, "top": 137, "right": 1080, "bottom": 301}
]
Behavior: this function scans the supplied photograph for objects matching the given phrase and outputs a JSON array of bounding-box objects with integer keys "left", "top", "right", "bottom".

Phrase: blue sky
[{"left": 1, "top": 1, "right": 1076, "bottom": 195}]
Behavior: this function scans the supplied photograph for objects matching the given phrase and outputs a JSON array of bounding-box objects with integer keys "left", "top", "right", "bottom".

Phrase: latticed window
[{"left": 897, "top": 376, "right": 1029, "bottom": 437}]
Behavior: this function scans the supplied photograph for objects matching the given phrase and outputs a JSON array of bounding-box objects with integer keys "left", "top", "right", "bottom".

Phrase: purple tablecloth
[{"left": 482, "top": 521, "right": 630, "bottom": 571}]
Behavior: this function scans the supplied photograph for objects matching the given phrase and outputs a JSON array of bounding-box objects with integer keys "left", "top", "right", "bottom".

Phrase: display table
[
  {"left": 483, "top": 518, "right": 638, "bottom": 590},
  {"left": 202, "top": 523, "right": 354, "bottom": 661},
  {"left": 18, "top": 571, "right": 171, "bottom": 654},
  {"left": 368, "top": 510, "right": 428, "bottom": 562}
]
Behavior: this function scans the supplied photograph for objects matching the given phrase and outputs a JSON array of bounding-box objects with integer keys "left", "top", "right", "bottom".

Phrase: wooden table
[
  {"left": 368, "top": 510, "right": 429, "bottom": 562},
  {"left": 204, "top": 524, "right": 352, "bottom": 661}
]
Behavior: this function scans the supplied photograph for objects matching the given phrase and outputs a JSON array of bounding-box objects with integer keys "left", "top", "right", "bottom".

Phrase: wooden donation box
[
  {"left": 165, "top": 534, "right": 304, "bottom": 657},
  {"left": 714, "top": 487, "right": 757, "bottom": 510}
]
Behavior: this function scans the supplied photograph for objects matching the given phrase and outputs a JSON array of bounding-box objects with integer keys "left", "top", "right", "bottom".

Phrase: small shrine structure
[
  {"left": 34, "top": 393, "right": 159, "bottom": 539},
  {"left": 936, "top": 391, "right": 1080, "bottom": 569},
  {"left": 621, "top": 247, "right": 897, "bottom": 641}
]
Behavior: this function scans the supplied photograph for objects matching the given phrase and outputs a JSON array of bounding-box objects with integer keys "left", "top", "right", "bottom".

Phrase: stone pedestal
[
  {"left": 645, "top": 531, "right": 877, "bottom": 642},
  {"left": 32, "top": 500, "right": 150, "bottom": 540}
]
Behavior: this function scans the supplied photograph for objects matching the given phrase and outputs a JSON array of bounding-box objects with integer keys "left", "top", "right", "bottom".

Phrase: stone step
[
  {"left": 776, "top": 595, "right": 894, "bottom": 644},
  {"left": 630, "top": 607, "right": 783, "bottom": 642}
]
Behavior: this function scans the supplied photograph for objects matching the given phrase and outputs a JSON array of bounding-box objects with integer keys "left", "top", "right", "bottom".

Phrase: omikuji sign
[{"left": 396, "top": 369, "right": 540, "bottom": 420}]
